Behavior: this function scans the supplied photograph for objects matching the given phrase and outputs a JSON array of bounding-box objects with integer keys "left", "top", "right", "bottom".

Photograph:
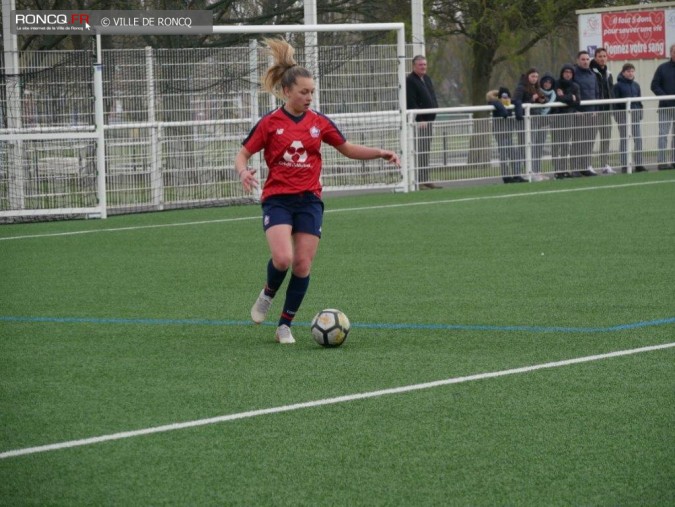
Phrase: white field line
[
  {"left": 2, "top": 341, "right": 673, "bottom": 460},
  {"left": 1, "top": 179, "right": 673, "bottom": 242}
]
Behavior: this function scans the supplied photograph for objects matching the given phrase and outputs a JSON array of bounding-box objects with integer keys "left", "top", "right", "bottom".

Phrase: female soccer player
[{"left": 234, "top": 38, "right": 400, "bottom": 344}]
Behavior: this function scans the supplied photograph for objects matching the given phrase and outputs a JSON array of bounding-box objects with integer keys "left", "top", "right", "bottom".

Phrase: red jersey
[{"left": 242, "top": 107, "right": 346, "bottom": 200}]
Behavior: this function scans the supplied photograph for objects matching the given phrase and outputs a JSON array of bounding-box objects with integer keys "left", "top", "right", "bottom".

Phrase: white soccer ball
[{"left": 310, "top": 309, "right": 351, "bottom": 347}]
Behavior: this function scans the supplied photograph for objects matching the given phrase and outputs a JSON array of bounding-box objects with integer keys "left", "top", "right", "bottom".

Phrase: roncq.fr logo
[{"left": 15, "top": 12, "right": 91, "bottom": 27}]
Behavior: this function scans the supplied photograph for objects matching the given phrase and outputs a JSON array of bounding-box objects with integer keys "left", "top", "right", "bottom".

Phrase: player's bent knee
[
  {"left": 292, "top": 258, "right": 312, "bottom": 277},
  {"left": 272, "top": 254, "right": 293, "bottom": 272}
]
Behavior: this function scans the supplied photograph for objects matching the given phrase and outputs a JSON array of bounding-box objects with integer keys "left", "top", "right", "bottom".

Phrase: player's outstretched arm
[
  {"left": 335, "top": 142, "right": 400, "bottom": 167},
  {"left": 234, "top": 147, "right": 259, "bottom": 193}
]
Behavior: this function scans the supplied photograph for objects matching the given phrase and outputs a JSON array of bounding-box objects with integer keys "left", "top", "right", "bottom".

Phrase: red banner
[{"left": 602, "top": 10, "right": 666, "bottom": 60}]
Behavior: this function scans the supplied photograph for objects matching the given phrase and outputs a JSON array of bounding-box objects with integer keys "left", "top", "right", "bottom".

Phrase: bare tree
[
  {"left": 426, "top": 0, "right": 635, "bottom": 107},
  {"left": 8, "top": 0, "right": 413, "bottom": 50}
]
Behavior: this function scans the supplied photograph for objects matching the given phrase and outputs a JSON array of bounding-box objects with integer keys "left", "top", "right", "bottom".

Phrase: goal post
[
  {"left": 208, "top": 22, "right": 409, "bottom": 197},
  {"left": 0, "top": 51, "right": 107, "bottom": 221},
  {"left": 210, "top": 22, "right": 407, "bottom": 112},
  {"left": 0, "top": 22, "right": 408, "bottom": 222}
]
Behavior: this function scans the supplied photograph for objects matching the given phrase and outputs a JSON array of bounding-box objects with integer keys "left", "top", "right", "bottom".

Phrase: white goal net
[{"left": 0, "top": 23, "right": 406, "bottom": 222}]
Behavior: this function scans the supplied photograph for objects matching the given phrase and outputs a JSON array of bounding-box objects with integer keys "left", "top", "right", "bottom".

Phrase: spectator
[
  {"left": 551, "top": 64, "right": 581, "bottom": 179},
  {"left": 534, "top": 73, "right": 557, "bottom": 177},
  {"left": 486, "top": 87, "right": 527, "bottom": 183},
  {"left": 650, "top": 43, "right": 675, "bottom": 170},
  {"left": 613, "top": 63, "right": 647, "bottom": 173},
  {"left": 406, "top": 55, "right": 440, "bottom": 188},
  {"left": 572, "top": 50, "right": 600, "bottom": 176},
  {"left": 513, "top": 68, "right": 548, "bottom": 179},
  {"left": 590, "top": 48, "right": 616, "bottom": 174}
]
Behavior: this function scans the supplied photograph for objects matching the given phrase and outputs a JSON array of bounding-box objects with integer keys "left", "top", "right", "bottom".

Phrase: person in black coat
[
  {"left": 590, "top": 48, "right": 616, "bottom": 174},
  {"left": 513, "top": 68, "right": 548, "bottom": 177},
  {"left": 551, "top": 64, "right": 581, "bottom": 178},
  {"left": 651, "top": 43, "right": 675, "bottom": 170},
  {"left": 613, "top": 63, "right": 646, "bottom": 173},
  {"left": 486, "top": 87, "right": 527, "bottom": 183},
  {"left": 406, "top": 55, "right": 440, "bottom": 188}
]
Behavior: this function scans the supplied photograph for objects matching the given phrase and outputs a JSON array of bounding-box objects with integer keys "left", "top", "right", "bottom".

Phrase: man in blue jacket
[
  {"left": 651, "top": 43, "right": 675, "bottom": 170},
  {"left": 572, "top": 50, "right": 600, "bottom": 176}
]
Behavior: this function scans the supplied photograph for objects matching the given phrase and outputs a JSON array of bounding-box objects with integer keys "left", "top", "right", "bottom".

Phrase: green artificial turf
[{"left": 1, "top": 172, "right": 674, "bottom": 505}]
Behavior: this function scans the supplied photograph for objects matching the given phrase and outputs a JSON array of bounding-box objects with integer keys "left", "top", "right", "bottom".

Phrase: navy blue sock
[
  {"left": 278, "top": 273, "right": 310, "bottom": 327},
  {"left": 265, "top": 259, "right": 288, "bottom": 298}
]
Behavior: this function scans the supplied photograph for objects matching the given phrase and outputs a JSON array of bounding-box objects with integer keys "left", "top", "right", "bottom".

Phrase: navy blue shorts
[{"left": 261, "top": 193, "right": 324, "bottom": 238}]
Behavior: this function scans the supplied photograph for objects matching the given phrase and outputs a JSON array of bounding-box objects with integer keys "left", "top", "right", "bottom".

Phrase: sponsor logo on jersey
[{"left": 283, "top": 140, "right": 308, "bottom": 164}]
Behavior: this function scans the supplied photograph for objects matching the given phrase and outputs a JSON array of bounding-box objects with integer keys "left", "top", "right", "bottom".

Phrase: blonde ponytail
[{"left": 262, "top": 38, "right": 312, "bottom": 100}]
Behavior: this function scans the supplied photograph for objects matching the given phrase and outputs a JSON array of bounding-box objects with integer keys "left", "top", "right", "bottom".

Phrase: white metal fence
[
  {"left": 1, "top": 36, "right": 674, "bottom": 222},
  {"left": 1, "top": 32, "right": 406, "bottom": 221},
  {"left": 411, "top": 98, "right": 675, "bottom": 185}
]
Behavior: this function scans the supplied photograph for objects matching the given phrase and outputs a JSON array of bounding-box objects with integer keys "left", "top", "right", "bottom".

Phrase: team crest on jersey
[
  {"left": 310, "top": 126, "right": 320, "bottom": 138},
  {"left": 276, "top": 129, "right": 284, "bottom": 135}
]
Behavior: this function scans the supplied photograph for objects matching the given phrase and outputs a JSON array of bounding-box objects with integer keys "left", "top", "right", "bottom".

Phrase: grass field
[{"left": 1, "top": 172, "right": 674, "bottom": 505}]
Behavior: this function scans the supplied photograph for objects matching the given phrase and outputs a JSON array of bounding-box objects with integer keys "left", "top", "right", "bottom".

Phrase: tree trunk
[{"left": 467, "top": 43, "right": 497, "bottom": 166}]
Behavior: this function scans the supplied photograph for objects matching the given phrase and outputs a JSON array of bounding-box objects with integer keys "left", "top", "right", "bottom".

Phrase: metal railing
[
  {"left": 1, "top": 40, "right": 674, "bottom": 221},
  {"left": 407, "top": 96, "right": 675, "bottom": 186}
]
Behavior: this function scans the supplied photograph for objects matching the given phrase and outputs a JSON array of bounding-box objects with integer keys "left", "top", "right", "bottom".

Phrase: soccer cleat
[
  {"left": 250, "top": 289, "right": 273, "bottom": 324},
  {"left": 602, "top": 165, "right": 616, "bottom": 175},
  {"left": 582, "top": 166, "right": 598, "bottom": 176},
  {"left": 275, "top": 324, "right": 296, "bottom": 344}
]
